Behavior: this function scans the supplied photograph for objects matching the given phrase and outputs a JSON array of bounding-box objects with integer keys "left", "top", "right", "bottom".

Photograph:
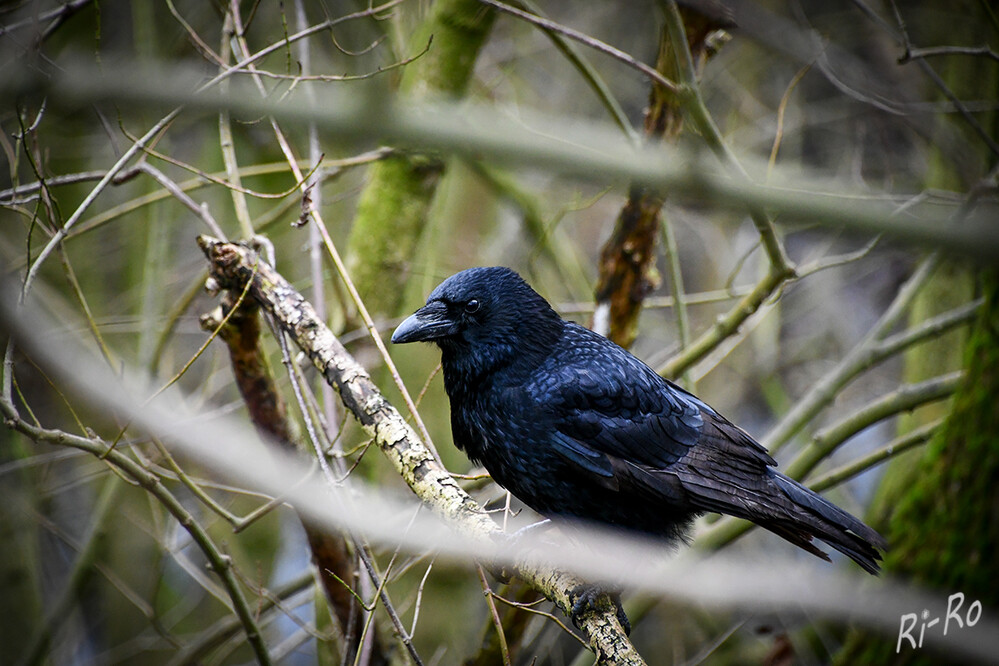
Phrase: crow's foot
[{"left": 568, "top": 584, "right": 631, "bottom": 635}]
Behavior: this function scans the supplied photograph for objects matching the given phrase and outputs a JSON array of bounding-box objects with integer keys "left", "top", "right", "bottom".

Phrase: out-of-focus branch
[
  {"left": 783, "top": 370, "right": 964, "bottom": 480},
  {"left": 16, "top": 0, "right": 408, "bottom": 300},
  {"left": 15, "top": 476, "right": 124, "bottom": 666},
  {"left": 661, "top": 0, "right": 792, "bottom": 275},
  {"left": 223, "top": 2, "right": 441, "bottom": 469},
  {"left": 514, "top": 0, "right": 637, "bottom": 142},
  {"left": 761, "top": 255, "right": 941, "bottom": 455},
  {"left": 8, "top": 63, "right": 998, "bottom": 259},
  {"left": 480, "top": 0, "right": 679, "bottom": 95},
  {"left": 684, "top": 256, "right": 977, "bottom": 468},
  {"left": 644, "top": 0, "right": 799, "bottom": 380},
  {"left": 197, "top": 237, "right": 645, "bottom": 666},
  {"left": 0, "top": 0, "right": 95, "bottom": 45},
  {"left": 166, "top": 570, "right": 316, "bottom": 666}
]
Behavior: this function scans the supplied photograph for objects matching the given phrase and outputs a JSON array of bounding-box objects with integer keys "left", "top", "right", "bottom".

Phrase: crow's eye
[{"left": 464, "top": 299, "right": 480, "bottom": 314}]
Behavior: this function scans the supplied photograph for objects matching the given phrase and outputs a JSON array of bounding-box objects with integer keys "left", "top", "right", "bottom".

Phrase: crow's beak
[{"left": 391, "top": 301, "right": 453, "bottom": 344}]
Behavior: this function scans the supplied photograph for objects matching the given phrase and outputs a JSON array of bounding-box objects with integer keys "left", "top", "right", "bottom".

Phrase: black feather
[{"left": 392, "top": 267, "right": 887, "bottom": 573}]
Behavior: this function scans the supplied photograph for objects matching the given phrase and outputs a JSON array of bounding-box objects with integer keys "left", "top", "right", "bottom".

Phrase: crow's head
[{"left": 391, "top": 267, "right": 563, "bottom": 364}]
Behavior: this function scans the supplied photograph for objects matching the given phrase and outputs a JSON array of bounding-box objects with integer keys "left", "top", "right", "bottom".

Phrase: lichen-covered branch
[{"left": 197, "top": 236, "right": 645, "bottom": 665}]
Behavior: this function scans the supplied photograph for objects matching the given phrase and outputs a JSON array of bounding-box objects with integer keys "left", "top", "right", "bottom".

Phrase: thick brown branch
[
  {"left": 200, "top": 293, "right": 386, "bottom": 665},
  {"left": 592, "top": 5, "right": 732, "bottom": 349}
]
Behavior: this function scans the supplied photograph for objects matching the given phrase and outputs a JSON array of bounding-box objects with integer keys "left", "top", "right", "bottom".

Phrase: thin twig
[
  {"left": 659, "top": 215, "right": 692, "bottom": 389},
  {"left": 879, "top": 0, "right": 999, "bottom": 157},
  {"left": 270, "top": 280, "right": 419, "bottom": 665},
  {"left": 657, "top": 267, "right": 786, "bottom": 378},
  {"left": 0, "top": 0, "right": 94, "bottom": 40},
  {"left": 18, "top": 0, "right": 408, "bottom": 300},
  {"left": 165, "top": 571, "right": 316, "bottom": 666},
  {"left": 490, "top": 593, "right": 589, "bottom": 648},
  {"left": 166, "top": 0, "right": 224, "bottom": 65},
  {"left": 56, "top": 153, "right": 387, "bottom": 245},
  {"left": 698, "top": 372, "right": 964, "bottom": 550},
  {"left": 20, "top": 111, "right": 181, "bottom": 301},
  {"left": 16, "top": 476, "right": 125, "bottom": 666},
  {"left": 808, "top": 419, "right": 942, "bottom": 493},
  {"left": 228, "top": 39, "right": 432, "bottom": 82},
  {"left": 56, "top": 245, "right": 116, "bottom": 368},
  {"left": 290, "top": 0, "right": 343, "bottom": 489},
  {"left": 515, "top": 0, "right": 638, "bottom": 143},
  {"left": 900, "top": 44, "right": 999, "bottom": 64},
  {"left": 217, "top": 9, "right": 254, "bottom": 238},
  {"left": 477, "top": 565, "right": 513, "bottom": 666},
  {"left": 767, "top": 63, "right": 812, "bottom": 178},
  {"left": 762, "top": 254, "right": 941, "bottom": 454},
  {"left": 310, "top": 214, "right": 444, "bottom": 464},
  {"left": 479, "top": 0, "right": 679, "bottom": 95},
  {"left": 660, "top": 0, "right": 793, "bottom": 275},
  {"left": 410, "top": 560, "right": 436, "bottom": 637},
  {"left": 0, "top": 170, "right": 107, "bottom": 205},
  {"left": 784, "top": 371, "right": 964, "bottom": 481},
  {"left": 558, "top": 285, "right": 754, "bottom": 314},
  {"left": 225, "top": 3, "right": 441, "bottom": 465},
  {"left": 0, "top": 399, "right": 275, "bottom": 666},
  {"left": 117, "top": 162, "right": 226, "bottom": 237},
  {"left": 108, "top": 127, "right": 347, "bottom": 200}
]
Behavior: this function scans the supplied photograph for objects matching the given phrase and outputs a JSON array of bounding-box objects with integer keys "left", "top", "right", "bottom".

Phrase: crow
[{"left": 392, "top": 267, "right": 886, "bottom": 625}]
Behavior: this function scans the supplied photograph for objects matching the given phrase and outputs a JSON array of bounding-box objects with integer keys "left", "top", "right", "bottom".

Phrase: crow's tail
[
  {"left": 669, "top": 416, "right": 887, "bottom": 572},
  {"left": 764, "top": 471, "right": 887, "bottom": 574}
]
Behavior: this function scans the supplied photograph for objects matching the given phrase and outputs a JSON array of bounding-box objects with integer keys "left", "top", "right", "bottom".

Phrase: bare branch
[
  {"left": 899, "top": 44, "right": 999, "bottom": 65},
  {"left": 479, "top": 0, "right": 679, "bottom": 95},
  {"left": 0, "top": 400, "right": 275, "bottom": 666}
]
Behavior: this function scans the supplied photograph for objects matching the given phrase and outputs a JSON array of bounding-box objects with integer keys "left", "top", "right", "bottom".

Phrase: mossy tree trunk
[
  {"left": 835, "top": 270, "right": 999, "bottom": 664},
  {"left": 835, "top": 3, "right": 998, "bottom": 660},
  {"left": 345, "top": 0, "right": 496, "bottom": 316}
]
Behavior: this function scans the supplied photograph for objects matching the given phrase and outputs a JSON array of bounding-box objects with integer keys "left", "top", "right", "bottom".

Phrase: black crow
[{"left": 392, "top": 267, "right": 886, "bottom": 620}]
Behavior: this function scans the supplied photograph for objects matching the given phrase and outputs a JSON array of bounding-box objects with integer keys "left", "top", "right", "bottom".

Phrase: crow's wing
[
  {"left": 530, "top": 324, "right": 775, "bottom": 479},
  {"left": 539, "top": 363, "right": 886, "bottom": 571}
]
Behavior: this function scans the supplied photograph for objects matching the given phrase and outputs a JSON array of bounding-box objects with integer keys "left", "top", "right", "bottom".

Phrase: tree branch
[
  {"left": 197, "top": 237, "right": 645, "bottom": 665},
  {"left": 0, "top": 398, "right": 274, "bottom": 666}
]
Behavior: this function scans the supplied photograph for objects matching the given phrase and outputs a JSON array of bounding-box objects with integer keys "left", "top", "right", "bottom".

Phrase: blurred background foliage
[{"left": 1, "top": 0, "right": 997, "bottom": 664}]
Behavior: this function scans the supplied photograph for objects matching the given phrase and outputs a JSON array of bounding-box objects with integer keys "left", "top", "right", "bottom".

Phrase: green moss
[
  {"left": 835, "top": 272, "right": 999, "bottom": 664},
  {"left": 347, "top": 156, "right": 445, "bottom": 315},
  {"left": 346, "top": 0, "right": 496, "bottom": 315}
]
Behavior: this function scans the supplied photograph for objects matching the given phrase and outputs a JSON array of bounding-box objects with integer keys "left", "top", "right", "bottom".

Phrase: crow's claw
[{"left": 568, "top": 584, "right": 631, "bottom": 635}]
